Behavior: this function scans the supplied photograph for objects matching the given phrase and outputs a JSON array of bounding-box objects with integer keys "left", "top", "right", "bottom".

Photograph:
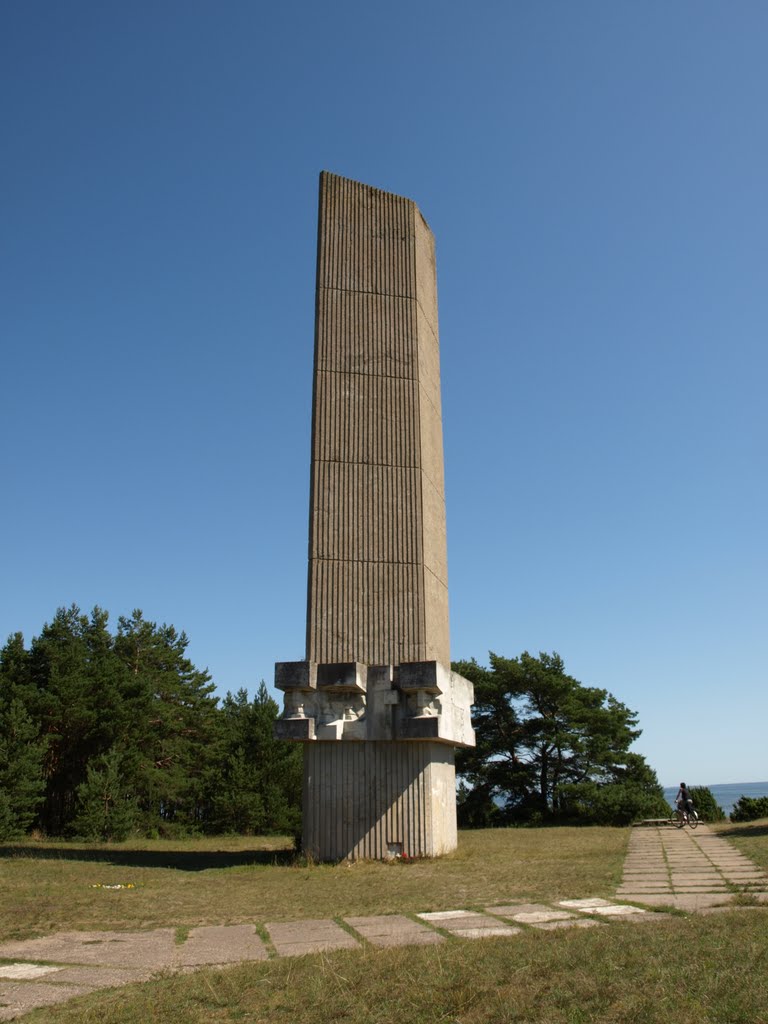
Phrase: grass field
[
  {"left": 714, "top": 819, "right": 768, "bottom": 872},
  {"left": 3, "top": 821, "right": 768, "bottom": 1024},
  {"left": 0, "top": 828, "right": 628, "bottom": 943}
]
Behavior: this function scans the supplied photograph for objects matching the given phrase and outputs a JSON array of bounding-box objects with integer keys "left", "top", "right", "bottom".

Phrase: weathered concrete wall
[
  {"left": 302, "top": 741, "right": 457, "bottom": 861},
  {"left": 306, "top": 172, "right": 449, "bottom": 668}
]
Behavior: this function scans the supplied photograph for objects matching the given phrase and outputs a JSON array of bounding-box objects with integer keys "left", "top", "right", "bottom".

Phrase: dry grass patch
[
  {"left": 713, "top": 818, "right": 768, "bottom": 872},
  {"left": 0, "top": 828, "right": 627, "bottom": 942}
]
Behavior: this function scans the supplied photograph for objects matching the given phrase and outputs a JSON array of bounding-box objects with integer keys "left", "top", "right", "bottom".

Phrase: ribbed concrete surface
[
  {"left": 307, "top": 172, "right": 448, "bottom": 669},
  {"left": 302, "top": 740, "right": 456, "bottom": 860}
]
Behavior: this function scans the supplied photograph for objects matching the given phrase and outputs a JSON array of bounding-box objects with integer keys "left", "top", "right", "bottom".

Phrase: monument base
[{"left": 302, "top": 741, "right": 457, "bottom": 861}]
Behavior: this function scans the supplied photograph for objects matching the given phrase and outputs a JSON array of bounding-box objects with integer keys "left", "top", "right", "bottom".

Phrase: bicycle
[{"left": 670, "top": 805, "right": 699, "bottom": 829}]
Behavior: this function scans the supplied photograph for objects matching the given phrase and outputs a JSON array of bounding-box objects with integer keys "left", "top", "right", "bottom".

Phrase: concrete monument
[{"left": 275, "top": 172, "right": 474, "bottom": 860}]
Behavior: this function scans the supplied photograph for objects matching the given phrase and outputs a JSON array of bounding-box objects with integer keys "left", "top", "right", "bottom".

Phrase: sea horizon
[{"left": 663, "top": 780, "right": 768, "bottom": 817}]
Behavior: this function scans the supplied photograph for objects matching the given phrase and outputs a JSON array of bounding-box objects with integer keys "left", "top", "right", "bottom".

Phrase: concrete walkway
[
  {"left": 619, "top": 823, "right": 768, "bottom": 909},
  {"left": 1, "top": 824, "right": 765, "bottom": 1020},
  {"left": 0, "top": 899, "right": 662, "bottom": 1020}
]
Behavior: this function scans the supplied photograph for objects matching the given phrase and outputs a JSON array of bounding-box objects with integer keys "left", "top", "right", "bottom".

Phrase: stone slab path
[
  {"left": 619, "top": 823, "right": 768, "bottom": 909},
  {"left": 1, "top": 824, "right": 765, "bottom": 1020},
  {"left": 0, "top": 899, "right": 662, "bottom": 1020}
]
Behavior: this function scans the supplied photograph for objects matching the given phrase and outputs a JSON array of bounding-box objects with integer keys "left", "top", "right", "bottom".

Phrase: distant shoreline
[{"left": 663, "top": 780, "right": 768, "bottom": 817}]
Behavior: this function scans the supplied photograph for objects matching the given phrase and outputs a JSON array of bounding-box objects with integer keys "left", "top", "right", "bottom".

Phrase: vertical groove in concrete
[
  {"left": 306, "top": 172, "right": 448, "bottom": 668},
  {"left": 302, "top": 741, "right": 455, "bottom": 860},
  {"left": 299, "top": 174, "right": 457, "bottom": 860}
]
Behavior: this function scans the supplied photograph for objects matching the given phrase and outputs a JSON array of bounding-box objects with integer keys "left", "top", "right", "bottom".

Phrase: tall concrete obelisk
[{"left": 275, "top": 172, "right": 474, "bottom": 860}]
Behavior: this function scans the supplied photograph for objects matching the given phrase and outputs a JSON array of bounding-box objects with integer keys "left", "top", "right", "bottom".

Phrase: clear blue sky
[{"left": 2, "top": 2, "right": 766, "bottom": 788}]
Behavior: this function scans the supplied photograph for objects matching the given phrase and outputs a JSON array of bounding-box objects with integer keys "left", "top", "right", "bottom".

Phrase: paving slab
[
  {"left": 450, "top": 926, "right": 522, "bottom": 939},
  {"left": 669, "top": 872, "right": 723, "bottom": 879},
  {"left": 622, "top": 868, "right": 671, "bottom": 876},
  {"left": 671, "top": 880, "right": 729, "bottom": 888},
  {"left": 417, "top": 910, "right": 518, "bottom": 938},
  {"left": 265, "top": 919, "right": 360, "bottom": 957},
  {"left": 622, "top": 869, "right": 669, "bottom": 874},
  {"left": 580, "top": 905, "right": 648, "bottom": 918},
  {"left": 176, "top": 925, "right": 267, "bottom": 966},
  {"left": 616, "top": 887, "right": 672, "bottom": 894},
  {"left": 617, "top": 885, "right": 672, "bottom": 890},
  {"left": 531, "top": 919, "right": 604, "bottom": 931},
  {"left": 41, "top": 965, "right": 154, "bottom": 988},
  {"left": 0, "top": 929, "right": 177, "bottom": 968},
  {"left": 0, "top": 964, "right": 63, "bottom": 981},
  {"left": 557, "top": 898, "right": 613, "bottom": 909},
  {"left": 672, "top": 885, "right": 729, "bottom": 892},
  {"left": 343, "top": 915, "right": 444, "bottom": 947},
  {"left": 621, "top": 893, "right": 733, "bottom": 910},
  {"left": 620, "top": 878, "right": 670, "bottom": 885},
  {"left": 0, "top": 981, "right": 94, "bottom": 1021},
  {"left": 486, "top": 904, "right": 576, "bottom": 925},
  {"left": 616, "top": 889, "right": 672, "bottom": 895},
  {"left": 617, "top": 884, "right": 672, "bottom": 890},
  {"left": 418, "top": 910, "right": 479, "bottom": 920}
]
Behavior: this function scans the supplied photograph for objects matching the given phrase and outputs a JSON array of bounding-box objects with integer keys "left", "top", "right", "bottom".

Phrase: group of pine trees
[
  {"left": 1, "top": 606, "right": 675, "bottom": 842},
  {"left": 0, "top": 605, "right": 301, "bottom": 841}
]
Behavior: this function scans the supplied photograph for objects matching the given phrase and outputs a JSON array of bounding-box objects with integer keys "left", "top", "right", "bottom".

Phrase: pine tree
[
  {"left": 0, "top": 698, "right": 46, "bottom": 839},
  {"left": 30, "top": 605, "right": 130, "bottom": 833},
  {"left": 70, "top": 748, "right": 138, "bottom": 841},
  {"left": 455, "top": 651, "right": 667, "bottom": 826},
  {"left": 114, "top": 610, "right": 219, "bottom": 833},
  {"left": 205, "top": 683, "right": 301, "bottom": 835}
]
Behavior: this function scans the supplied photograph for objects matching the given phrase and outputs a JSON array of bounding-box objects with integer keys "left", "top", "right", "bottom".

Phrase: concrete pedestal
[{"left": 302, "top": 741, "right": 457, "bottom": 861}]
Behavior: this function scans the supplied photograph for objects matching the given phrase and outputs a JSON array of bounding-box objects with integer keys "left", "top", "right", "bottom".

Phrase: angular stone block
[
  {"left": 316, "top": 662, "right": 367, "bottom": 694},
  {"left": 399, "top": 715, "right": 443, "bottom": 741},
  {"left": 275, "top": 661, "right": 317, "bottom": 691},
  {"left": 398, "top": 661, "right": 447, "bottom": 693},
  {"left": 274, "top": 717, "right": 316, "bottom": 741}
]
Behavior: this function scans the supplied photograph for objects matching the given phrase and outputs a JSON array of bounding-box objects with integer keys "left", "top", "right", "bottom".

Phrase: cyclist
[{"left": 675, "top": 782, "right": 696, "bottom": 821}]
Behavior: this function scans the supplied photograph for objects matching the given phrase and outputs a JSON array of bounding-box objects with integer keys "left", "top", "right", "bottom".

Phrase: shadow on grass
[
  {"left": 722, "top": 824, "right": 768, "bottom": 840},
  {"left": 0, "top": 845, "right": 296, "bottom": 871}
]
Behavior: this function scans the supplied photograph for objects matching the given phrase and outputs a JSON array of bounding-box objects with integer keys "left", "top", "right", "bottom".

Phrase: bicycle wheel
[
  {"left": 672, "top": 810, "right": 685, "bottom": 828},
  {"left": 689, "top": 812, "right": 699, "bottom": 829}
]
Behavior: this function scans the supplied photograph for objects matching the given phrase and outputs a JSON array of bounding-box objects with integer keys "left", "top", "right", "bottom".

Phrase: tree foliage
[
  {"left": 728, "top": 795, "right": 767, "bottom": 823},
  {"left": 686, "top": 786, "right": 726, "bottom": 823},
  {"left": 0, "top": 605, "right": 301, "bottom": 839},
  {"left": 454, "top": 651, "right": 669, "bottom": 826},
  {"left": 0, "top": 697, "right": 46, "bottom": 839},
  {"left": 70, "top": 748, "right": 139, "bottom": 841},
  {"left": 205, "top": 684, "right": 301, "bottom": 835}
]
